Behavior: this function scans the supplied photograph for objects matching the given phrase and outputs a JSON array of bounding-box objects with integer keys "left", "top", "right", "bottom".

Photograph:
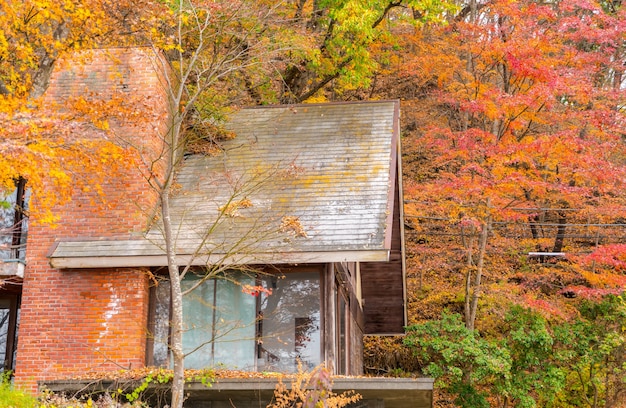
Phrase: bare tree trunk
[
  {"left": 467, "top": 215, "right": 489, "bottom": 330},
  {"left": 552, "top": 211, "right": 566, "bottom": 253},
  {"left": 464, "top": 266, "right": 473, "bottom": 329},
  {"left": 591, "top": 363, "right": 599, "bottom": 408},
  {"left": 159, "top": 116, "right": 186, "bottom": 406},
  {"left": 529, "top": 214, "right": 540, "bottom": 239},
  {"left": 463, "top": 225, "right": 475, "bottom": 327},
  {"left": 460, "top": 0, "right": 477, "bottom": 132},
  {"left": 162, "top": 189, "right": 185, "bottom": 408},
  {"left": 465, "top": 202, "right": 491, "bottom": 331}
]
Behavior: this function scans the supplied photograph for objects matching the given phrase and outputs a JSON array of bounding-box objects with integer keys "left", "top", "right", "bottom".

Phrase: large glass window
[
  {"left": 151, "top": 270, "right": 321, "bottom": 372},
  {"left": 258, "top": 272, "right": 321, "bottom": 372},
  {"left": 182, "top": 272, "right": 257, "bottom": 369}
]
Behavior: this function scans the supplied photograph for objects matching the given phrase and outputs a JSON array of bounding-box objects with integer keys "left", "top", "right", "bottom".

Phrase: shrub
[
  {"left": 0, "top": 374, "right": 37, "bottom": 408},
  {"left": 269, "top": 364, "right": 360, "bottom": 408}
]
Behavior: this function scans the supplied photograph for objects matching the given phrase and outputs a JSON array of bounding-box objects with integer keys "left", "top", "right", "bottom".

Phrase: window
[
  {"left": 150, "top": 270, "right": 321, "bottom": 372},
  {"left": 0, "top": 293, "right": 20, "bottom": 373},
  {"left": 257, "top": 272, "right": 321, "bottom": 372},
  {"left": 336, "top": 289, "right": 348, "bottom": 374},
  {"left": 0, "top": 178, "right": 28, "bottom": 262},
  {"left": 0, "top": 178, "right": 25, "bottom": 374},
  {"left": 182, "top": 271, "right": 257, "bottom": 369}
]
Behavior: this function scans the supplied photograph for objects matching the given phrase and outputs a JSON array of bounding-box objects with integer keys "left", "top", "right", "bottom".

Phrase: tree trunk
[
  {"left": 463, "top": 225, "right": 475, "bottom": 327},
  {"left": 529, "top": 214, "right": 540, "bottom": 239},
  {"left": 465, "top": 205, "right": 491, "bottom": 331},
  {"left": 552, "top": 211, "right": 566, "bottom": 253},
  {"left": 162, "top": 188, "right": 185, "bottom": 408},
  {"left": 30, "top": 23, "right": 69, "bottom": 99},
  {"left": 162, "top": 192, "right": 185, "bottom": 408},
  {"left": 160, "top": 107, "right": 185, "bottom": 407}
]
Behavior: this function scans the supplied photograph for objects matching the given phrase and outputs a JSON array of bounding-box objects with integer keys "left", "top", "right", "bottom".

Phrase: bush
[{"left": 0, "top": 375, "right": 37, "bottom": 408}]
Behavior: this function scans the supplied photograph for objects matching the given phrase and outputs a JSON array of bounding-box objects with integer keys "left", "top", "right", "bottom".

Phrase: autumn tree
[
  {"left": 400, "top": 0, "right": 626, "bottom": 328},
  {"left": 0, "top": 0, "right": 167, "bottom": 222},
  {"left": 274, "top": 0, "right": 457, "bottom": 103},
  {"left": 0, "top": 0, "right": 460, "bottom": 219}
]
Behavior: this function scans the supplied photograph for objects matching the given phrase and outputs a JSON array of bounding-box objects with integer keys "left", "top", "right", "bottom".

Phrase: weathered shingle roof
[{"left": 50, "top": 100, "right": 400, "bottom": 268}]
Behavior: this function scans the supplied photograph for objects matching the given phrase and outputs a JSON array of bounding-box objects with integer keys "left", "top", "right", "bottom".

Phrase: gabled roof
[{"left": 49, "top": 100, "right": 401, "bottom": 268}]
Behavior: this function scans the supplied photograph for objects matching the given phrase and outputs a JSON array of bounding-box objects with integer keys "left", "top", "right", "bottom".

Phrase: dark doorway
[{"left": 0, "top": 288, "right": 20, "bottom": 373}]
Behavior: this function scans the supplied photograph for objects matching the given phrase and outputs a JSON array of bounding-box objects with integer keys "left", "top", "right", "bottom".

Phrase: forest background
[{"left": 1, "top": 0, "right": 625, "bottom": 407}]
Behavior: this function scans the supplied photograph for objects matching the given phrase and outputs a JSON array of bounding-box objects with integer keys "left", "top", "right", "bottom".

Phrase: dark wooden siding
[
  {"left": 361, "top": 169, "right": 406, "bottom": 335},
  {"left": 331, "top": 262, "right": 365, "bottom": 375},
  {"left": 349, "top": 298, "right": 364, "bottom": 374}
]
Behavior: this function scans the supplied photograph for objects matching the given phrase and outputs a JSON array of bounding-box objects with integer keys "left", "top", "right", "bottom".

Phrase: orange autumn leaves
[
  {"left": 0, "top": 0, "right": 169, "bottom": 223},
  {"left": 397, "top": 0, "right": 626, "bottom": 317},
  {"left": 402, "top": 0, "right": 626, "bottom": 222},
  {"left": 0, "top": 107, "right": 132, "bottom": 224}
]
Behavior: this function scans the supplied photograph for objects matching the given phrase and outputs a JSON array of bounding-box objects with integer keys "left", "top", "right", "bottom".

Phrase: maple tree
[
  {"left": 0, "top": 0, "right": 167, "bottom": 223},
  {"left": 272, "top": 0, "right": 458, "bottom": 103},
  {"left": 374, "top": 0, "right": 626, "bottom": 404},
  {"left": 398, "top": 0, "right": 626, "bottom": 330}
]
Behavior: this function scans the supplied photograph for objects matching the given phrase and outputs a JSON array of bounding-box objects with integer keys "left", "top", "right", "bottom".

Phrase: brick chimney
[{"left": 15, "top": 48, "right": 172, "bottom": 391}]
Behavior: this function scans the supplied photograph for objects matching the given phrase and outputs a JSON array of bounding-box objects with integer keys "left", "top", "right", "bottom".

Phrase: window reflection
[
  {"left": 152, "top": 270, "right": 321, "bottom": 373},
  {"left": 259, "top": 273, "right": 321, "bottom": 372},
  {"left": 182, "top": 272, "right": 256, "bottom": 369},
  {"left": 0, "top": 306, "right": 9, "bottom": 369}
]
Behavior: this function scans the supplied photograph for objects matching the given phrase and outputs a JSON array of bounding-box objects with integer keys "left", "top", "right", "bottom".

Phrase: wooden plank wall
[{"left": 360, "top": 173, "right": 406, "bottom": 335}]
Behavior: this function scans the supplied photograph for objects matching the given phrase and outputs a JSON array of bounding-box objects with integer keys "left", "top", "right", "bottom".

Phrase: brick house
[{"left": 0, "top": 48, "right": 432, "bottom": 407}]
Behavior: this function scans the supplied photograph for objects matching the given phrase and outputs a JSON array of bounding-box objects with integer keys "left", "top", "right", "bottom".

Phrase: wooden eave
[{"left": 48, "top": 241, "right": 390, "bottom": 269}]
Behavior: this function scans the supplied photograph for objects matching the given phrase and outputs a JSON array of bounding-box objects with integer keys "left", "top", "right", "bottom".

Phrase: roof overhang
[{"left": 48, "top": 240, "right": 390, "bottom": 269}]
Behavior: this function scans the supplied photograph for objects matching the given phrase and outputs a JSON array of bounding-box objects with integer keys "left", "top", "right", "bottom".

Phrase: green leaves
[
  {"left": 554, "top": 294, "right": 626, "bottom": 407},
  {"left": 405, "top": 297, "right": 626, "bottom": 407},
  {"left": 277, "top": 0, "right": 457, "bottom": 102},
  {"left": 405, "top": 312, "right": 511, "bottom": 408}
]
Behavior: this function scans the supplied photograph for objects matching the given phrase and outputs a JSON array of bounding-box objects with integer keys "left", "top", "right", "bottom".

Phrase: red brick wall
[{"left": 15, "top": 48, "right": 171, "bottom": 391}]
